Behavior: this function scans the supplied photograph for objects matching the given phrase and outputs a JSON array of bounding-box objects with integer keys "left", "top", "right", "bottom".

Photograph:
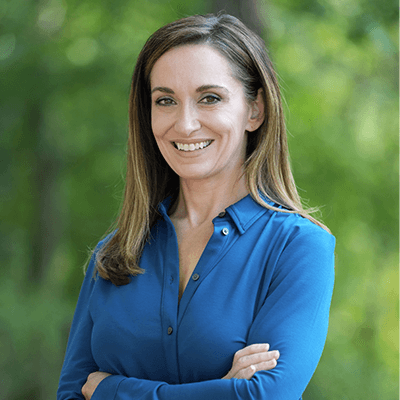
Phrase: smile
[{"left": 173, "top": 140, "right": 213, "bottom": 152}]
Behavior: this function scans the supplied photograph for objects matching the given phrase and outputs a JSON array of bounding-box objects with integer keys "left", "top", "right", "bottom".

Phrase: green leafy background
[{"left": 0, "top": 0, "right": 398, "bottom": 398}]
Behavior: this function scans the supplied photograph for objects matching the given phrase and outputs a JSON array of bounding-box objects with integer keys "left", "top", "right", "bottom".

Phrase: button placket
[
  {"left": 160, "top": 218, "right": 180, "bottom": 382},
  {"left": 177, "top": 217, "right": 234, "bottom": 325}
]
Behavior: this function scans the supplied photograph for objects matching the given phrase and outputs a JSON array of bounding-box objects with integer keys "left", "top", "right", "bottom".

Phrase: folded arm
[{"left": 59, "top": 226, "right": 335, "bottom": 400}]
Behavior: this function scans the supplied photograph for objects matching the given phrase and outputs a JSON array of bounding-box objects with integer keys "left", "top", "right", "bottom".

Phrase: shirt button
[
  {"left": 167, "top": 327, "right": 173, "bottom": 335},
  {"left": 218, "top": 211, "right": 226, "bottom": 217},
  {"left": 192, "top": 273, "right": 200, "bottom": 281},
  {"left": 222, "top": 227, "right": 229, "bottom": 236}
]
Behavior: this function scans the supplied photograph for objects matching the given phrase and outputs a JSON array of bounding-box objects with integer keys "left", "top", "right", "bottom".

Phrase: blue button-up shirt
[{"left": 57, "top": 194, "right": 335, "bottom": 400}]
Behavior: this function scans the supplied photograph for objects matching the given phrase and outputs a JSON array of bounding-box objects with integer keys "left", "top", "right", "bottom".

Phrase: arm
[
  {"left": 90, "top": 224, "right": 335, "bottom": 400},
  {"left": 57, "top": 248, "right": 100, "bottom": 400},
  {"left": 82, "top": 344, "right": 280, "bottom": 399},
  {"left": 58, "top": 240, "right": 280, "bottom": 400}
]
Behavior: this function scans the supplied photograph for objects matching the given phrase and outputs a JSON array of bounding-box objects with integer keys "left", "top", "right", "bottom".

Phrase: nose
[{"left": 174, "top": 103, "right": 201, "bottom": 136}]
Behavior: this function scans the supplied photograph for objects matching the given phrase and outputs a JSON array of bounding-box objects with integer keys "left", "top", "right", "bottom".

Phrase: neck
[{"left": 170, "top": 170, "right": 248, "bottom": 228}]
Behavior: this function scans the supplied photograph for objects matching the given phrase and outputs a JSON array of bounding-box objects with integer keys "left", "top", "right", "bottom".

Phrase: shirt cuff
[{"left": 91, "top": 374, "right": 126, "bottom": 400}]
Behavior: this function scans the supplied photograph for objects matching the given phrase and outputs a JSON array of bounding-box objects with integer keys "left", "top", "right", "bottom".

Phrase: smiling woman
[
  {"left": 150, "top": 45, "right": 263, "bottom": 183},
  {"left": 57, "top": 13, "right": 335, "bottom": 400}
]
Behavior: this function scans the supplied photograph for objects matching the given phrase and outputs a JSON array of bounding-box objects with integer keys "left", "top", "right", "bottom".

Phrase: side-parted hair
[{"left": 95, "top": 13, "right": 330, "bottom": 285}]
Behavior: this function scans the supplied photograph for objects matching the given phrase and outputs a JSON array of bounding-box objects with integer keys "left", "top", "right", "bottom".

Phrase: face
[{"left": 150, "top": 44, "right": 264, "bottom": 182}]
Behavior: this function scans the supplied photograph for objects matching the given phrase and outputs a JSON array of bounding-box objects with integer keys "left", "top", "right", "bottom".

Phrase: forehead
[{"left": 150, "top": 44, "right": 240, "bottom": 90}]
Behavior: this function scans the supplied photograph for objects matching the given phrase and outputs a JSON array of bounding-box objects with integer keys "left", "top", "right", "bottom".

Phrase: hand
[
  {"left": 222, "top": 343, "right": 280, "bottom": 380},
  {"left": 81, "top": 371, "right": 111, "bottom": 400}
]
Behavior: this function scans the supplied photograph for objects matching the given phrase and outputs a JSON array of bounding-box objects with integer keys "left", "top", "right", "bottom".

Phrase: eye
[
  {"left": 155, "top": 97, "right": 176, "bottom": 106},
  {"left": 200, "top": 95, "right": 221, "bottom": 104}
]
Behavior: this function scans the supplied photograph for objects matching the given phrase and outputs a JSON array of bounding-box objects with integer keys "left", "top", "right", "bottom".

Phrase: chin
[{"left": 173, "top": 166, "right": 215, "bottom": 181}]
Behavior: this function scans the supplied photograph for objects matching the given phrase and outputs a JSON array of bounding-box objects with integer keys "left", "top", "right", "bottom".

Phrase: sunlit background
[{"left": 0, "top": 0, "right": 398, "bottom": 399}]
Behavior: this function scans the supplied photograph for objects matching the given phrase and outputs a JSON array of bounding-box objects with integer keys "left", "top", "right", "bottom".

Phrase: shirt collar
[
  {"left": 226, "top": 193, "right": 275, "bottom": 234},
  {"left": 158, "top": 193, "right": 276, "bottom": 234},
  {"left": 158, "top": 196, "right": 173, "bottom": 218}
]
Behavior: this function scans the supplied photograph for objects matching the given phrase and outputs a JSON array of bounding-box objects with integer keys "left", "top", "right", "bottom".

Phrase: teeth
[{"left": 174, "top": 140, "right": 212, "bottom": 152}]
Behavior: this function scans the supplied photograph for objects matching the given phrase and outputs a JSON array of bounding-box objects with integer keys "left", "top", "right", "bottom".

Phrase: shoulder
[
  {"left": 272, "top": 212, "right": 335, "bottom": 278},
  {"left": 260, "top": 211, "right": 336, "bottom": 297},
  {"left": 255, "top": 205, "right": 336, "bottom": 280},
  {"left": 86, "top": 231, "right": 118, "bottom": 278},
  {"left": 284, "top": 215, "right": 335, "bottom": 271},
  {"left": 96, "top": 231, "right": 117, "bottom": 251},
  {"left": 283, "top": 212, "right": 334, "bottom": 245},
  {"left": 262, "top": 202, "right": 335, "bottom": 251}
]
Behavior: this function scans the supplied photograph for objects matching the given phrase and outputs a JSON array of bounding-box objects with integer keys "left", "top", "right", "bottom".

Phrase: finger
[
  {"left": 228, "top": 345, "right": 279, "bottom": 379},
  {"left": 231, "top": 350, "right": 280, "bottom": 377},
  {"left": 231, "top": 348, "right": 276, "bottom": 376},
  {"left": 235, "top": 358, "right": 279, "bottom": 380},
  {"left": 232, "top": 344, "right": 270, "bottom": 369},
  {"left": 252, "top": 358, "right": 278, "bottom": 372},
  {"left": 241, "top": 349, "right": 280, "bottom": 365},
  {"left": 234, "top": 343, "right": 270, "bottom": 360},
  {"left": 236, "top": 364, "right": 257, "bottom": 380},
  {"left": 87, "top": 372, "right": 97, "bottom": 381}
]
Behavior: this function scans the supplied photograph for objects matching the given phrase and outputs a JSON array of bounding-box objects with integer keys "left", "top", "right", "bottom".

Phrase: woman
[{"left": 57, "top": 13, "right": 335, "bottom": 400}]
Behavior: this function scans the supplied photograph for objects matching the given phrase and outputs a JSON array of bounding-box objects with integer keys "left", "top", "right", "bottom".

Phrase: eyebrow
[
  {"left": 196, "top": 84, "right": 227, "bottom": 93},
  {"left": 151, "top": 85, "right": 228, "bottom": 95},
  {"left": 151, "top": 86, "right": 175, "bottom": 95}
]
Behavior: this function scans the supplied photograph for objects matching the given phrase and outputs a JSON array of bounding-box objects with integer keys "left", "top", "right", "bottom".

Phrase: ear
[{"left": 246, "top": 88, "right": 265, "bottom": 132}]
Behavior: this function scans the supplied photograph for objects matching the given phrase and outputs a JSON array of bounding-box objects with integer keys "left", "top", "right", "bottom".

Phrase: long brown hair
[{"left": 95, "top": 13, "right": 330, "bottom": 286}]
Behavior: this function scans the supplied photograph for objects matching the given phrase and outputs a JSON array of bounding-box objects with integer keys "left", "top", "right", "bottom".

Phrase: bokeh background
[{"left": 0, "top": 0, "right": 398, "bottom": 399}]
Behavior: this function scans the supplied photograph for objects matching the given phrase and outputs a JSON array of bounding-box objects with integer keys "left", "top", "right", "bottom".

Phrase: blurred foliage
[
  {"left": 0, "top": 0, "right": 398, "bottom": 399},
  {"left": 259, "top": 1, "right": 398, "bottom": 398}
]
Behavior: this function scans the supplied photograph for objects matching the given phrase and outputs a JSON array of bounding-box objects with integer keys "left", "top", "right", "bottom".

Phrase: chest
[
  {"left": 90, "top": 237, "right": 273, "bottom": 383},
  {"left": 174, "top": 223, "right": 214, "bottom": 302},
  {"left": 89, "top": 218, "right": 278, "bottom": 383}
]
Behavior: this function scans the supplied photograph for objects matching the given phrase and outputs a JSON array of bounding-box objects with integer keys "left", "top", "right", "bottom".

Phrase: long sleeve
[
  {"left": 57, "top": 249, "right": 100, "bottom": 400},
  {"left": 91, "top": 221, "right": 335, "bottom": 400}
]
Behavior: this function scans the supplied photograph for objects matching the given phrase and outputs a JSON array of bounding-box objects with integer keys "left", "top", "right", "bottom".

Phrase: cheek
[
  {"left": 150, "top": 109, "right": 160, "bottom": 137},
  {"left": 209, "top": 111, "right": 249, "bottom": 141},
  {"left": 212, "top": 102, "right": 250, "bottom": 130},
  {"left": 203, "top": 112, "right": 236, "bottom": 135},
  {"left": 151, "top": 111, "right": 174, "bottom": 140}
]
